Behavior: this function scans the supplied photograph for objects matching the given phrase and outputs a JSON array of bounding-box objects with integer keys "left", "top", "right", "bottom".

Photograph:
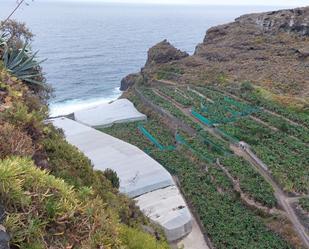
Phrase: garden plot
[{"left": 74, "top": 98, "right": 146, "bottom": 128}]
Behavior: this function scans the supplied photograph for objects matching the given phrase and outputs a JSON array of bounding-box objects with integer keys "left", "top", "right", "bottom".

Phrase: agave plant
[
  {"left": 0, "top": 33, "right": 6, "bottom": 47},
  {"left": 2, "top": 42, "right": 46, "bottom": 86}
]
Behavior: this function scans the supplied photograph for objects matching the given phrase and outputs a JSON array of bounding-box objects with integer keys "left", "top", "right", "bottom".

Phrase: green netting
[
  {"left": 138, "top": 125, "right": 175, "bottom": 151},
  {"left": 191, "top": 109, "right": 214, "bottom": 126},
  {"left": 176, "top": 134, "right": 215, "bottom": 163},
  {"left": 223, "top": 96, "right": 259, "bottom": 116}
]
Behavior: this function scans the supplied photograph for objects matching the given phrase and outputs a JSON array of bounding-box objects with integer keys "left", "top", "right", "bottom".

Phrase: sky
[{"left": 60, "top": 0, "right": 309, "bottom": 6}]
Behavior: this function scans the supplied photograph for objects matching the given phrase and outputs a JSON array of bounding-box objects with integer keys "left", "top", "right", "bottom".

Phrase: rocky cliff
[{"left": 123, "top": 6, "right": 309, "bottom": 104}]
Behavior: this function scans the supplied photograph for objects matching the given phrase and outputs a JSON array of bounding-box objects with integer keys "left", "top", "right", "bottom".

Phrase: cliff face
[
  {"left": 235, "top": 7, "right": 309, "bottom": 36},
  {"left": 125, "top": 6, "right": 309, "bottom": 102},
  {"left": 194, "top": 6, "right": 309, "bottom": 97}
]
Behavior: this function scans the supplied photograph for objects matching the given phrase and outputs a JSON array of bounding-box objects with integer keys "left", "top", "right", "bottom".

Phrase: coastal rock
[
  {"left": 120, "top": 73, "right": 140, "bottom": 91},
  {"left": 145, "top": 40, "right": 188, "bottom": 67}
]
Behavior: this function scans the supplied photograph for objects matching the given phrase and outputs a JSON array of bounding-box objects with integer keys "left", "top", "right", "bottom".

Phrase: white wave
[{"left": 49, "top": 87, "right": 122, "bottom": 117}]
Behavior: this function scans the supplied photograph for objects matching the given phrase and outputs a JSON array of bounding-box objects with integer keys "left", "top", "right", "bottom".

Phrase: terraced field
[
  {"left": 101, "top": 114, "right": 291, "bottom": 249},
  {"left": 100, "top": 82, "right": 309, "bottom": 248}
]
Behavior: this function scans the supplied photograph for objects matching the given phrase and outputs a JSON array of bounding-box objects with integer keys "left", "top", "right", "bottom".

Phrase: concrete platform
[
  {"left": 135, "top": 186, "right": 192, "bottom": 242},
  {"left": 74, "top": 98, "right": 147, "bottom": 128}
]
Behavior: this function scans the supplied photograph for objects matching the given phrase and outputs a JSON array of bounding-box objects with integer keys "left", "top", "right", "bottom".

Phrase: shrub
[
  {"left": 104, "top": 168, "right": 120, "bottom": 189},
  {"left": 120, "top": 225, "right": 169, "bottom": 249},
  {"left": 241, "top": 81, "right": 254, "bottom": 92},
  {"left": 299, "top": 198, "right": 309, "bottom": 213},
  {"left": 0, "top": 122, "right": 34, "bottom": 158},
  {"left": 1, "top": 102, "right": 46, "bottom": 141},
  {"left": 0, "top": 157, "right": 122, "bottom": 248},
  {"left": 0, "top": 20, "right": 33, "bottom": 49}
]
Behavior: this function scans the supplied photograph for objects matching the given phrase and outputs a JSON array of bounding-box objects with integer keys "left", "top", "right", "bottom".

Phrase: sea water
[{"left": 0, "top": 1, "right": 285, "bottom": 116}]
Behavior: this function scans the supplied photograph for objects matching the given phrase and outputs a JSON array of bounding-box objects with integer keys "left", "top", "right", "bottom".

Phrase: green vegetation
[
  {"left": 0, "top": 22, "right": 169, "bottom": 248},
  {"left": 140, "top": 86, "right": 202, "bottom": 131},
  {"left": 103, "top": 168, "right": 120, "bottom": 189},
  {"left": 102, "top": 90, "right": 292, "bottom": 248},
  {"left": 156, "top": 64, "right": 184, "bottom": 80},
  {"left": 221, "top": 156, "right": 276, "bottom": 207},
  {"left": 2, "top": 43, "right": 46, "bottom": 86},
  {"left": 253, "top": 111, "right": 309, "bottom": 144},
  {"left": 221, "top": 117, "right": 309, "bottom": 193},
  {"left": 0, "top": 21, "right": 46, "bottom": 90},
  {"left": 0, "top": 157, "right": 169, "bottom": 249},
  {"left": 228, "top": 85, "right": 309, "bottom": 129},
  {"left": 299, "top": 198, "right": 309, "bottom": 213},
  {"left": 156, "top": 86, "right": 192, "bottom": 107},
  {"left": 103, "top": 120, "right": 290, "bottom": 248}
]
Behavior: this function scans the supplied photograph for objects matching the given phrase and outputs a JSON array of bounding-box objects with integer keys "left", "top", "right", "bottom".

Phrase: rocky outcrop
[
  {"left": 122, "top": 6, "right": 309, "bottom": 99},
  {"left": 236, "top": 7, "right": 309, "bottom": 36},
  {"left": 145, "top": 40, "right": 188, "bottom": 67},
  {"left": 120, "top": 73, "right": 140, "bottom": 91},
  {"left": 192, "top": 6, "right": 309, "bottom": 97}
]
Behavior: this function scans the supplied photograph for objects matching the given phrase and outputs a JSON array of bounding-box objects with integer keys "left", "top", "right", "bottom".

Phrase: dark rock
[
  {"left": 0, "top": 206, "right": 9, "bottom": 249},
  {"left": 236, "top": 6, "right": 309, "bottom": 36},
  {"left": 120, "top": 73, "right": 140, "bottom": 91},
  {"left": 145, "top": 40, "right": 188, "bottom": 67},
  {"left": 0, "top": 205, "right": 4, "bottom": 224},
  {"left": 0, "top": 229, "right": 9, "bottom": 249}
]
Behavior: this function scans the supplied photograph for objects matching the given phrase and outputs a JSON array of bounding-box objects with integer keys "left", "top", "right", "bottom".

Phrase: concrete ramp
[{"left": 74, "top": 99, "right": 147, "bottom": 128}]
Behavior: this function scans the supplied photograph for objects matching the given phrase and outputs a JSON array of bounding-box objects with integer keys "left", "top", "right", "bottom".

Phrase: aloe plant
[{"left": 2, "top": 43, "right": 46, "bottom": 86}]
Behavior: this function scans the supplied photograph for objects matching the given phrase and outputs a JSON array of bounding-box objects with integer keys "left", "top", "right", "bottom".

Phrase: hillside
[
  {"left": 117, "top": 6, "right": 309, "bottom": 249},
  {"left": 122, "top": 6, "right": 309, "bottom": 109},
  {"left": 0, "top": 22, "right": 169, "bottom": 248}
]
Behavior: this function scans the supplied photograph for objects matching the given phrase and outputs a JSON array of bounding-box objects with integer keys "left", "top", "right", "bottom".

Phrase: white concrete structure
[
  {"left": 74, "top": 99, "right": 147, "bottom": 128},
  {"left": 51, "top": 117, "right": 173, "bottom": 197},
  {"left": 50, "top": 117, "right": 193, "bottom": 242},
  {"left": 135, "top": 186, "right": 192, "bottom": 242}
]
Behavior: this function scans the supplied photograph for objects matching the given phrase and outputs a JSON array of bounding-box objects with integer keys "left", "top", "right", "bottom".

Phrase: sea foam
[{"left": 49, "top": 87, "right": 122, "bottom": 117}]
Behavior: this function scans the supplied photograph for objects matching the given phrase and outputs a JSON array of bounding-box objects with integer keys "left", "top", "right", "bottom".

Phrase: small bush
[
  {"left": 0, "top": 157, "right": 122, "bottom": 248},
  {"left": 1, "top": 102, "right": 46, "bottom": 141},
  {"left": 104, "top": 168, "right": 120, "bottom": 189},
  {"left": 299, "top": 198, "right": 309, "bottom": 213},
  {"left": 0, "top": 122, "right": 34, "bottom": 158},
  {"left": 120, "top": 225, "right": 170, "bottom": 249},
  {"left": 241, "top": 81, "right": 254, "bottom": 92}
]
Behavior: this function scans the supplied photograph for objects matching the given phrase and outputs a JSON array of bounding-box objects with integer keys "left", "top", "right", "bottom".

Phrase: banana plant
[{"left": 2, "top": 42, "right": 46, "bottom": 86}]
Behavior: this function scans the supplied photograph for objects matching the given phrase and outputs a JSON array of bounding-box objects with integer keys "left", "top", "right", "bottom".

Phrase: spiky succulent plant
[{"left": 2, "top": 42, "right": 46, "bottom": 86}]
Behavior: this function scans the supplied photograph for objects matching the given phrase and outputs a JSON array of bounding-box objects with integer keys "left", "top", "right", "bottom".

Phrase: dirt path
[
  {"left": 232, "top": 145, "right": 309, "bottom": 248},
  {"left": 138, "top": 85, "right": 309, "bottom": 248},
  {"left": 215, "top": 160, "right": 283, "bottom": 215}
]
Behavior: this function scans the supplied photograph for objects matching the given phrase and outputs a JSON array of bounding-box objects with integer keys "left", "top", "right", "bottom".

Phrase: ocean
[{"left": 0, "top": 1, "right": 286, "bottom": 116}]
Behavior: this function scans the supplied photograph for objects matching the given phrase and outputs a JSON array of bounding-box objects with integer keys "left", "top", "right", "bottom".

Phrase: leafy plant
[
  {"left": 299, "top": 198, "right": 309, "bottom": 213},
  {"left": 2, "top": 43, "right": 46, "bottom": 86},
  {"left": 104, "top": 168, "right": 120, "bottom": 189}
]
